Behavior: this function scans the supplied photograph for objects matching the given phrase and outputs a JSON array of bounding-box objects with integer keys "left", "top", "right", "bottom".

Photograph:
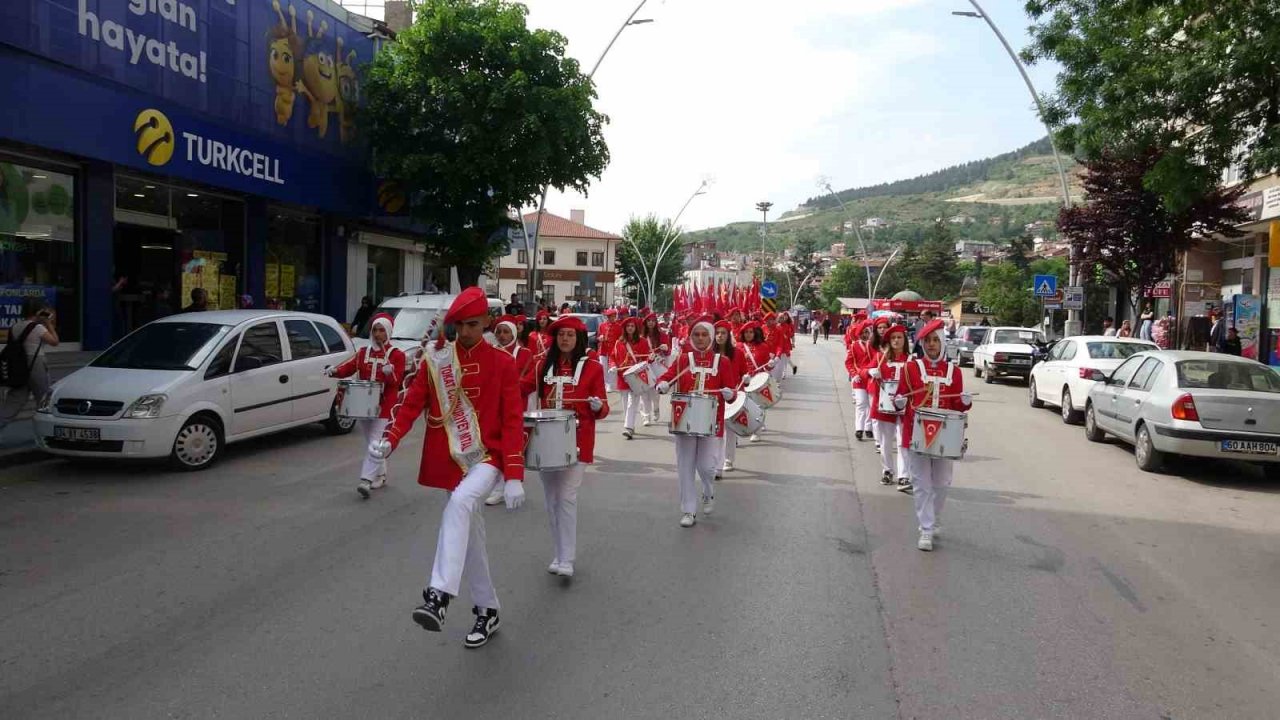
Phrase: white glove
[
  {"left": 368, "top": 438, "right": 392, "bottom": 459},
  {"left": 381, "top": 364, "right": 395, "bottom": 377},
  {"left": 588, "top": 396, "right": 603, "bottom": 412},
  {"left": 960, "top": 392, "right": 973, "bottom": 406},
  {"left": 851, "top": 375, "right": 862, "bottom": 386},
  {"left": 324, "top": 367, "right": 336, "bottom": 378},
  {"left": 742, "top": 374, "right": 752, "bottom": 385},
  {"left": 893, "top": 395, "right": 908, "bottom": 410},
  {"left": 720, "top": 388, "right": 735, "bottom": 400},
  {"left": 766, "top": 359, "right": 776, "bottom": 369},
  {"left": 657, "top": 381, "right": 670, "bottom": 394},
  {"left": 869, "top": 368, "right": 882, "bottom": 380},
  {"left": 503, "top": 480, "right": 525, "bottom": 510}
]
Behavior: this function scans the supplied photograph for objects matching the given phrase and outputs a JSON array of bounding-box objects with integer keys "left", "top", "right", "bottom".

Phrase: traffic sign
[
  {"left": 1063, "top": 286, "right": 1085, "bottom": 311},
  {"left": 1033, "top": 274, "right": 1058, "bottom": 297},
  {"left": 760, "top": 281, "right": 778, "bottom": 299},
  {"left": 760, "top": 297, "right": 777, "bottom": 313}
]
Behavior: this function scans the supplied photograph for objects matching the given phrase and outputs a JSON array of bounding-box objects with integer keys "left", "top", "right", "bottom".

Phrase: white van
[{"left": 353, "top": 292, "right": 505, "bottom": 355}]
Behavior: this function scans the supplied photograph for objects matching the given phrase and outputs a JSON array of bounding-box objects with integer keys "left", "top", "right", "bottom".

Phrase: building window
[
  {"left": 576, "top": 251, "right": 588, "bottom": 266},
  {"left": 592, "top": 251, "right": 604, "bottom": 267},
  {"left": 516, "top": 283, "right": 527, "bottom": 299},
  {"left": 543, "top": 249, "right": 556, "bottom": 265},
  {"left": 574, "top": 284, "right": 603, "bottom": 303},
  {"left": 0, "top": 160, "right": 79, "bottom": 344},
  {"left": 267, "top": 210, "right": 322, "bottom": 313},
  {"left": 541, "top": 285, "right": 555, "bottom": 305},
  {"left": 517, "top": 249, "right": 528, "bottom": 265}
]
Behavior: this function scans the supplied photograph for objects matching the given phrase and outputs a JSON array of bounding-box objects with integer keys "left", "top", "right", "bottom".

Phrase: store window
[
  {"left": 267, "top": 210, "right": 322, "bottom": 313},
  {"left": 0, "top": 160, "right": 79, "bottom": 343},
  {"left": 592, "top": 251, "right": 604, "bottom": 267},
  {"left": 365, "top": 244, "right": 403, "bottom": 304},
  {"left": 576, "top": 251, "right": 588, "bottom": 266}
]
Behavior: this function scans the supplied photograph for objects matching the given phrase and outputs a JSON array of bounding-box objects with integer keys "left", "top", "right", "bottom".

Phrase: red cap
[
  {"left": 764, "top": 312, "right": 776, "bottom": 322},
  {"left": 547, "top": 315, "right": 588, "bottom": 335},
  {"left": 714, "top": 320, "right": 733, "bottom": 333},
  {"left": 885, "top": 324, "right": 908, "bottom": 340},
  {"left": 738, "top": 321, "right": 762, "bottom": 340},
  {"left": 620, "top": 316, "right": 642, "bottom": 333},
  {"left": 604, "top": 308, "right": 618, "bottom": 317},
  {"left": 515, "top": 314, "right": 527, "bottom": 326},
  {"left": 445, "top": 287, "right": 490, "bottom": 324}
]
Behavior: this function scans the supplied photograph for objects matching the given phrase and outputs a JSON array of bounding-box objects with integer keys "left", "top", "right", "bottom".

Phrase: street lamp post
[
  {"left": 622, "top": 179, "right": 709, "bottom": 310},
  {"left": 953, "top": 1, "right": 1079, "bottom": 335},
  {"left": 820, "top": 180, "right": 876, "bottom": 301},
  {"left": 756, "top": 201, "right": 773, "bottom": 282}
]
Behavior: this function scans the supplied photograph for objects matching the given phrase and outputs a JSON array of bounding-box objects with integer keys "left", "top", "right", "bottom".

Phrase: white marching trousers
[
  {"left": 675, "top": 435, "right": 719, "bottom": 513},
  {"left": 540, "top": 464, "right": 585, "bottom": 564},
  {"left": 909, "top": 452, "right": 953, "bottom": 531},
  {"left": 771, "top": 354, "right": 789, "bottom": 381},
  {"left": 720, "top": 430, "right": 737, "bottom": 468},
  {"left": 853, "top": 388, "right": 871, "bottom": 433},
  {"left": 430, "top": 464, "right": 501, "bottom": 610},
  {"left": 359, "top": 418, "right": 389, "bottom": 480},
  {"left": 620, "top": 389, "right": 640, "bottom": 429},
  {"left": 876, "top": 419, "right": 909, "bottom": 479}
]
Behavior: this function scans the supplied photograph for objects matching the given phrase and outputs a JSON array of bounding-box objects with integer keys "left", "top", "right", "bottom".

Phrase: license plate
[
  {"left": 1010, "top": 358, "right": 1031, "bottom": 366},
  {"left": 54, "top": 426, "right": 100, "bottom": 442},
  {"left": 1219, "top": 439, "right": 1278, "bottom": 456}
]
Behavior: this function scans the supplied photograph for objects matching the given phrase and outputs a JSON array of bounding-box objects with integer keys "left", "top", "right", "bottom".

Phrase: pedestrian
[
  {"left": 1117, "top": 319, "right": 1133, "bottom": 337},
  {"left": 611, "top": 316, "right": 652, "bottom": 439},
  {"left": 1208, "top": 311, "right": 1227, "bottom": 352},
  {"left": 504, "top": 293, "right": 524, "bottom": 317},
  {"left": 656, "top": 320, "right": 737, "bottom": 528},
  {"left": 1139, "top": 304, "right": 1155, "bottom": 341},
  {"left": 811, "top": 316, "right": 820, "bottom": 344},
  {"left": 183, "top": 287, "right": 208, "bottom": 313},
  {"left": 868, "top": 322, "right": 911, "bottom": 492},
  {"left": 712, "top": 319, "right": 745, "bottom": 476},
  {"left": 0, "top": 299, "right": 58, "bottom": 432},
  {"left": 823, "top": 315, "right": 831, "bottom": 340},
  {"left": 737, "top": 321, "right": 775, "bottom": 443},
  {"left": 350, "top": 296, "right": 375, "bottom": 335},
  {"left": 327, "top": 312, "right": 406, "bottom": 499},
  {"left": 521, "top": 315, "right": 608, "bottom": 578},
  {"left": 1102, "top": 317, "right": 1116, "bottom": 336},
  {"left": 845, "top": 319, "right": 878, "bottom": 442},
  {"left": 1224, "top": 327, "right": 1243, "bottom": 356},
  {"left": 895, "top": 319, "right": 972, "bottom": 552},
  {"left": 368, "top": 287, "right": 526, "bottom": 650}
]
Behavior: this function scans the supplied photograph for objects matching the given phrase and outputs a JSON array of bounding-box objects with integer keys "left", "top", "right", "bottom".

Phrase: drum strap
[
  {"left": 542, "top": 357, "right": 588, "bottom": 409},
  {"left": 687, "top": 352, "right": 720, "bottom": 393},
  {"left": 915, "top": 359, "right": 955, "bottom": 408}
]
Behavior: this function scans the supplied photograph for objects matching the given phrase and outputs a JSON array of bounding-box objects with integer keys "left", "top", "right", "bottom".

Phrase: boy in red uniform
[
  {"left": 328, "top": 312, "right": 406, "bottom": 498},
  {"left": 370, "top": 288, "right": 526, "bottom": 648},
  {"left": 896, "top": 319, "right": 972, "bottom": 551}
]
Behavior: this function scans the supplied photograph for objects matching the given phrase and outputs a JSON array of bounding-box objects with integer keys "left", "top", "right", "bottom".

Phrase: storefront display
[
  {"left": 267, "top": 210, "right": 321, "bottom": 312},
  {"left": 0, "top": 160, "right": 78, "bottom": 342}
]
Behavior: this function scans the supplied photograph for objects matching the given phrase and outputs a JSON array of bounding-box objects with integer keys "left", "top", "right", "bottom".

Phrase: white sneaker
[
  {"left": 702, "top": 496, "right": 715, "bottom": 515},
  {"left": 749, "top": 433, "right": 760, "bottom": 443},
  {"left": 484, "top": 487, "right": 505, "bottom": 506},
  {"left": 556, "top": 562, "right": 574, "bottom": 578},
  {"left": 680, "top": 513, "right": 696, "bottom": 528},
  {"left": 722, "top": 461, "right": 734, "bottom": 472},
  {"left": 917, "top": 530, "right": 934, "bottom": 552},
  {"left": 370, "top": 475, "right": 387, "bottom": 490},
  {"left": 642, "top": 418, "right": 652, "bottom": 427},
  {"left": 623, "top": 428, "right": 634, "bottom": 440},
  {"left": 547, "top": 560, "right": 563, "bottom": 575}
]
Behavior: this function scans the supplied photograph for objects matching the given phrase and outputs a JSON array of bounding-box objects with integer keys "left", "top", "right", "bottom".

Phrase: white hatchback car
[
  {"left": 33, "top": 310, "right": 356, "bottom": 470},
  {"left": 1029, "top": 336, "right": 1157, "bottom": 423}
]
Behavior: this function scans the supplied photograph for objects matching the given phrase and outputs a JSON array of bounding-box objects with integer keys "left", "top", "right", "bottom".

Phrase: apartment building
[{"left": 494, "top": 210, "right": 622, "bottom": 307}]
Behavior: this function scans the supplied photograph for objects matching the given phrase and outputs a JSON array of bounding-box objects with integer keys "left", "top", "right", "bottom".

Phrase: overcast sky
[{"left": 344, "top": 0, "right": 1062, "bottom": 234}]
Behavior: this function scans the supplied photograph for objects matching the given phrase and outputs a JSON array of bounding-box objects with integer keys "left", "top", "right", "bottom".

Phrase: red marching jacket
[
  {"left": 896, "top": 356, "right": 971, "bottom": 448},
  {"left": 868, "top": 350, "right": 912, "bottom": 424},
  {"left": 331, "top": 345, "right": 407, "bottom": 419},
  {"left": 658, "top": 349, "right": 737, "bottom": 437},
  {"left": 845, "top": 341, "right": 879, "bottom": 387},
  {"left": 610, "top": 337, "right": 653, "bottom": 377},
  {"left": 739, "top": 341, "right": 773, "bottom": 376},
  {"left": 521, "top": 355, "right": 610, "bottom": 463}
]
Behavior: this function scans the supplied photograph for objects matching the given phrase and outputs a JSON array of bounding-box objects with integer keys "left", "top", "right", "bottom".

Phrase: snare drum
[
  {"left": 910, "top": 407, "right": 968, "bottom": 459},
  {"left": 523, "top": 409, "right": 578, "bottom": 470},
  {"left": 745, "top": 372, "right": 781, "bottom": 409},
  {"left": 876, "top": 379, "right": 902, "bottom": 415},
  {"left": 724, "top": 392, "right": 765, "bottom": 437},
  {"left": 338, "top": 379, "right": 384, "bottom": 418},
  {"left": 622, "top": 363, "right": 656, "bottom": 394},
  {"left": 669, "top": 392, "right": 719, "bottom": 437}
]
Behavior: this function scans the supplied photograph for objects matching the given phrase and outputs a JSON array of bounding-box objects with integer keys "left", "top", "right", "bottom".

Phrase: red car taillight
[
  {"left": 994, "top": 352, "right": 1008, "bottom": 362},
  {"left": 1171, "top": 393, "right": 1200, "bottom": 422},
  {"left": 1078, "top": 367, "right": 1095, "bottom": 379}
]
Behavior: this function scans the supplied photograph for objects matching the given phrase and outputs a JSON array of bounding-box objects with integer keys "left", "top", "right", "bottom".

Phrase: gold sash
[{"left": 426, "top": 343, "right": 488, "bottom": 473}]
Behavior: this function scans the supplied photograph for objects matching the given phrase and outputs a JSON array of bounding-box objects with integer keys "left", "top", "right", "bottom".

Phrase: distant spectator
[
  {"left": 351, "top": 296, "right": 374, "bottom": 333},
  {"left": 1117, "top": 319, "right": 1133, "bottom": 337},
  {"left": 1223, "top": 327, "right": 1242, "bottom": 356},
  {"left": 1208, "top": 311, "right": 1226, "bottom": 352},
  {"left": 1139, "top": 304, "right": 1155, "bottom": 341},
  {"left": 1102, "top": 317, "right": 1116, "bottom": 336},
  {"left": 183, "top": 287, "right": 208, "bottom": 313}
]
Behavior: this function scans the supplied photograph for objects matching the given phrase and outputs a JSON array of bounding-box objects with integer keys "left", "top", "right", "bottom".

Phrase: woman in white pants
[
  {"left": 640, "top": 312, "right": 670, "bottom": 425},
  {"left": 521, "top": 316, "right": 609, "bottom": 576},
  {"left": 867, "top": 324, "right": 912, "bottom": 492},
  {"left": 328, "top": 312, "right": 406, "bottom": 499},
  {"left": 712, "top": 320, "right": 748, "bottom": 475},
  {"left": 844, "top": 320, "right": 878, "bottom": 442},
  {"left": 609, "top": 316, "right": 652, "bottom": 439}
]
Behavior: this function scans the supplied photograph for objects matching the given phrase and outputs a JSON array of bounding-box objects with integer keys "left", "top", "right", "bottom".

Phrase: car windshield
[
  {"left": 965, "top": 328, "right": 989, "bottom": 343},
  {"left": 364, "top": 307, "right": 445, "bottom": 341},
  {"left": 1176, "top": 360, "right": 1280, "bottom": 393},
  {"left": 1086, "top": 341, "right": 1156, "bottom": 359},
  {"left": 993, "top": 329, "right": 1044, "bottom": 344},
  {"left": 91, "top": 322, "right": 230, "bottom": 371}
]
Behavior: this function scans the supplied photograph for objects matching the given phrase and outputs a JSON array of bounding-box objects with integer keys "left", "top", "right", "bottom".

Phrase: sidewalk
[{"left": 0, "top": 351, "right": 97, "bottom": 467}]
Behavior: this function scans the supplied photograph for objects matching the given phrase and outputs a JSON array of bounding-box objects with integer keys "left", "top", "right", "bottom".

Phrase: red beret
[
  {"left": 738, "top": 321, "right": 762, "bottom": 339},
  {"left": 547, "top": 315, "right": 587, "bottom": 335},
  {"left": 714, "top": 320, "right": 733, "bottom": 333},
  {"left": 620, "top": 315, "right": 642, "bottom": 332},
  {"left": 885, "top": 324, "right": 908, "bottom": 339},
  {"left": 445, "top": 287, "right": 490, "bottom": 324},
  {"left": 604, "top": 308, "right": 618, "bottom": 317},
  {"left": 917, "top": 318, "right": 946, "bottom": 341}
]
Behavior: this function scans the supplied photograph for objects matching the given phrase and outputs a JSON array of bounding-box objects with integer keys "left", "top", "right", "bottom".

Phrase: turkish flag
[
  {"left": 760, "top": 386, "right": 774, "bottom": 403},
  {"left": 921, "top": 418, "right": 943, "bottom": 448},
  {"left": 734, "top": 411, "right": 749, "bottom": 427},
  {"left": 671, "top": 400, "right": 687, "bottom": 429},
  {"left": 638, "top": 369, "right": 649, "bottom": 385}
]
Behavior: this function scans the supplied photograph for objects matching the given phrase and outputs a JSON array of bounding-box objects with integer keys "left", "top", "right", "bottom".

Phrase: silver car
[
  {"left": 945, "top": 326, "right": 990, "bottom": 367},
  {"left": 1083, "top": 350, "right": 1280, "bottom": 479}
]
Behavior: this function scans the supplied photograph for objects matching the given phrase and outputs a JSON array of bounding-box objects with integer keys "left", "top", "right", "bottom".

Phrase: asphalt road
[{"left": 1, "top": 339, "right": 1277, "bottom": 719}]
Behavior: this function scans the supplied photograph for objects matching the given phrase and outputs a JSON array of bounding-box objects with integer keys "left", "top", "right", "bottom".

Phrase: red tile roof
[{"left": 522, "top": 211, "right": 621, "bottom": 241}]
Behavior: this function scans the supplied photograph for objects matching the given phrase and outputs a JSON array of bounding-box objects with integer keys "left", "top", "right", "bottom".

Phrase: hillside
[{"left": 685, "top": 137, "right": 1083, "bottom": 255}]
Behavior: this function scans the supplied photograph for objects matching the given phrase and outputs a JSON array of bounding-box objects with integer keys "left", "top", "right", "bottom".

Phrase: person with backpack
[{"left": 0, "top": 299, "right": 60, "bottom": 431}]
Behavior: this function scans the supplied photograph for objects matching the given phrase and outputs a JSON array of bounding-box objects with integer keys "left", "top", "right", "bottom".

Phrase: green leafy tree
[
  {"left": 1006, "top": 234, "right": 1034, "bottom": 273},
  {"left": 361, "top": 0, "right": 609, "bottom": 283},
  {"left": 911, "top": 221, "right": 960, "bottom": 300},
  {"left": 977, "top": 261, "right": 1039, "bottom": 326},
  {"left": 616, "top": 215, "right": 684, "bottom": 309},
  {"left": 820, "top": 259, "right": 869, "bottom": 313},
  {"left": 1024, "top": 0, "right": 1279, "bottom": 209}
]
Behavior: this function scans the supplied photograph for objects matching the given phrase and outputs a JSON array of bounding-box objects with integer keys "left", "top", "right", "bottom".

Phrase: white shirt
[{"left": 10, "top": 320, "right": 48, "bottom": 361}]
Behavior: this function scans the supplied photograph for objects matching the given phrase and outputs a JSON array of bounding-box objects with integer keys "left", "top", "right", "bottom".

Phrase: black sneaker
[
  {"left": 464, "top": 607, "right": 501, "bottom": 648},
  {"left": 880, "top": 470, "right": 894, "bottom": 486},
  {"left": 792, "top": 365, "right": 797, "bottom": 375},
  {"left": 412, "top": 588, "right": 450, "bottom": 632},
  {"left": 896, "top": 479, "right": 914, "bottom": 495},
  {"left": 855, "top": 431, "right": 864, "bottom": 441}
]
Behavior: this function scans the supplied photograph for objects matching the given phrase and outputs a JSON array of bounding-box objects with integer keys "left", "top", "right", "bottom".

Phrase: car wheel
[
  {"left": 973, "top": 362, "right": 983, "bottom": 379},
  {"left": 324, "top": 397, "right": 357, "bottom": 435},
  {"left": 1263, "top": 464, "right": 1280, "bottom": 482},
  {"left": 171, "top": 413, "right": 223, "bottom": 471},
  {"left": 1029, "top": 378, "right": 1044, "bottom": 408},
  {"left": 1084, "top": 403, "right": 1106, "bottom": 442},
  {"left": 1061, "top": 389, "right": 1082, "bottom": 424},
  {"left": 1134, "top": 423, "right": 1164, "bottom": 472},
  {"left": 983, "top": 363, "right": 995, "bottom": 384}
]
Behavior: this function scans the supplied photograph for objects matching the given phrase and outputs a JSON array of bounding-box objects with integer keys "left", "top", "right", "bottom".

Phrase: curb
[{"left": 0, "top": 446, "right": 51, "bottom": 470}]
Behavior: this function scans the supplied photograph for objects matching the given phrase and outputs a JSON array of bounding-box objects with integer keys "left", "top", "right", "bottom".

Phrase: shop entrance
[{"left": 112, "top": 223, "right": 178, "bottom": 335}]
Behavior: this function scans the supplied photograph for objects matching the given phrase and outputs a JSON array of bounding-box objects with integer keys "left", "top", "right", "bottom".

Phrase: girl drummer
[
  {"left": 866, "top": 323, "right": 912, "bottom": 492},
  {"left": 844, "top": 320, "right": 879, "bottom": 442},
  {"left": 656, "top": 320, "right": 736, "bottom": 528},
  {"left": 642, "top": 312, "right": 671, "bottom": 425},
  {"left": 736, "top": 321, "right": 776, "bottom": 443},
  {"left": 894, "top": 319, "right": 971, "bottom": 551},
  {"left": 520, "top": 316, "right": 609, "bottom": 576},
  {"left": 327, "top": 312, "right": 406, "bottom": 499},
  {"left": 610, "top": 315, "right": 652, "bottom": 440},
  {"left": 486, "top": 314, "right": 538, "bottom": 506},
  {"left": 712, "top": 320, "right": 746, "bottom": 475}
]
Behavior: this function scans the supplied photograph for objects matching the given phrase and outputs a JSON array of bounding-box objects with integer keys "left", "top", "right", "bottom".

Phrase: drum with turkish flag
[{"left": 910, "top": 407, "right": 968, "bottom": 459}]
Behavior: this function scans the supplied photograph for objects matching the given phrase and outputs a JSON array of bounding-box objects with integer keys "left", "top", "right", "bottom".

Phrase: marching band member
[
  {"left": 896, "top": 319, "right": 972, "bottom": 551},
  {"left": 869, "top": 316, "right": 892, "bottom": 451},
  {"left": 844, "top": 320, "right": 878, "bottom": 442},
  {"left": 641, "top": 312, "right": 670, "bottom": 425},
  {"left": 777, "top": 312, "right": 797, "bottom": 377},
  {"left": 598, "top": 308, "right": 620, "bottom": 392},
  {"left": 610, "top": 316, "right": 652, "bottom": 439},
  {"left": 656, "top": 320, "right": 736, "bottom": 528},
  {"left": 522, "top": 316, "right": 609, "bottom": 577},
  {"left": 369, "top": 287, "right": 526, "bottom": 649},
  {"left": 526, "top": 311, "right": 552, "bottom": 355},
  {"left": 712, "top": 320, "right": 745, "bottom": 475},
  {"left": 867, "top": 323, "right": 912, "bottom": 491},
  {"left": 485, "top": 314, "right": 536, "bottom": 506},
  {"left": 737, "top": 321, "right": 775, "bottom": 443},
  {"left": 329, "top": 312, "right": 406, "bottom": 499}
]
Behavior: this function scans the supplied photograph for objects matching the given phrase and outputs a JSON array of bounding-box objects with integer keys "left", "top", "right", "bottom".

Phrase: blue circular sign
[{"left": 761, "top": 281, "right": 778, "bottom": 299}]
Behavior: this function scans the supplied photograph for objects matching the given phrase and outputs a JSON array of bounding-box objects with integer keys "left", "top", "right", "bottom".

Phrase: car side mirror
[
  {"left": 234, "top": 356, "right": 264, "bottom": 373},
  {"left": 1089, "top": 369, "right": 1107, "bottom": 382}
]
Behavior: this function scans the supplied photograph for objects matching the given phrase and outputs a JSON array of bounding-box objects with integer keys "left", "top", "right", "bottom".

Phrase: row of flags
[{"left": 672, "top": 277, "right": 763, "bottom": 314}]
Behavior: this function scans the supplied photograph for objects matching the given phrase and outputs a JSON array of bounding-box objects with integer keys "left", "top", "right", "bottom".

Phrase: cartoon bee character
[
  {"left": 267, "top": 0, "right": 302, "bottom": 126},
  {"left": 295, "top": 9, "right": 338, "bottom": 138},
  {"left": 335, "top": 36, "right": 359, "bottom": 144}
]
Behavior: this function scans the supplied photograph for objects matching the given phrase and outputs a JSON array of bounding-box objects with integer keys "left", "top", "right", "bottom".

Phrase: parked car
[
  {"left": 1083, "top": 350, "right": 1280, "bottom": 478},
  {"left": 566, "top": 313, "right": 604, "bottom": 350},
  {"left": 1029, "top": 336, "right": 1157, "bottom": 423},
  {"left": 354, "top": 292, "right": 505, "bottom": 355},
  {"left": 945, "top": 326, "right": 990, "bottom": 367},
  {"left": 33, "top": 311, "right": 355, "bottom": 470},
  {"left": 971, "top": 327, "right": 1045, "bottom": 384}
]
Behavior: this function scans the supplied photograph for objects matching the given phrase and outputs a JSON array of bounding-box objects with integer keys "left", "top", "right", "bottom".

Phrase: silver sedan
[{"left": 1084, "top": 350, "right": 1280, "bottom": 479}]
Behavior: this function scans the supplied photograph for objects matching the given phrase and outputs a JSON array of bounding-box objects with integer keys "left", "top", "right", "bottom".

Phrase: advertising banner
[
  {"left": 0, "top": 284, "right": 58, "bottom": 340},
  {"left": 1233, "top": 293, "right": 1260, "bottom": 360}
]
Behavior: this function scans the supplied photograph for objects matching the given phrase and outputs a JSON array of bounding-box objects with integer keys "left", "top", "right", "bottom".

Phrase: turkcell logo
[{"left": 131, "top": 107, "right": 285, "bottom": 185}]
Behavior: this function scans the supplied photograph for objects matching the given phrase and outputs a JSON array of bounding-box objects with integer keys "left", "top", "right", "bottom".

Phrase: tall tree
[
  {"left": 616, "top": 215, "right": 684, "bottom": 310},
  {"left": 820, "top": 259, "right": 869, "bottom": 313},
  {"left": 1006, "top": 233, "right": 1034, "bottom": 273},
  {"left": 361, "top": 0, "right": 609, "bottom": 282},
  {"left": 977, "top": 262, "right": 1040, "bottom": 327},
  {"left": 912, "top": 221, "right": 961, "bottom": 300},
  {"left": 1057, "top": 146, "right": 1247, "bottom": 316},
  {"left": 1024, "top": 0, "right": 1280, "bottom": 209}
]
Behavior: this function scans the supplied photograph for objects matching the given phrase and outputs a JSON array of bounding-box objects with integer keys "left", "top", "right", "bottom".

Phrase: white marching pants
[
  {"left": 771, "top": 354, "right": 789, "bottom": 381},
  {"left": 600, "top": 356, "right": 614, "bottom": 392},
  {"left": 675, "top": 435, "right": 719, "bottom": 513},
  {"left": 877, "top": 419, "right": 909, "bottom": 479},
  {"left": 430, "top": 464, "right": 502, "bottom": 610},
  {"left": 720, "top": 430, "right": 737, "bottom": 468},
  {"left": 540, "top": 463, "right": 584, "bottom": 564},
  {"left": 359, "top": 418, "right": 389, "bottom": 480},
  {"left": 909, "top": 452, "right": 953, "bottom": 532},
  {"left": 620, "top": 389, "right": 640, "bottom": 430},
  {"left": 853, "top": 388, "right": 871, "bottom": 433},
  {"left": 642, "top": 386, "right": 659, "bottom": 421}
]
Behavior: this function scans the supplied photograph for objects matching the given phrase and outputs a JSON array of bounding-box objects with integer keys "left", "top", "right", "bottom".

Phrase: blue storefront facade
[{"left": 0, "top": 0, "right": 406, "bottom": 350}]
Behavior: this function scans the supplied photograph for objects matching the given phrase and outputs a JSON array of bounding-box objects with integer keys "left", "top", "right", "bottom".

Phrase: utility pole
[{"left": 756, "top": 201, "right": 772, "bottom": 282}]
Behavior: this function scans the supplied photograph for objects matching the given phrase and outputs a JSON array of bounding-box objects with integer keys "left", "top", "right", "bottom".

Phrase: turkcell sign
[{"left": 181, "top": 132, "right": 284, "bottom": 186}]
